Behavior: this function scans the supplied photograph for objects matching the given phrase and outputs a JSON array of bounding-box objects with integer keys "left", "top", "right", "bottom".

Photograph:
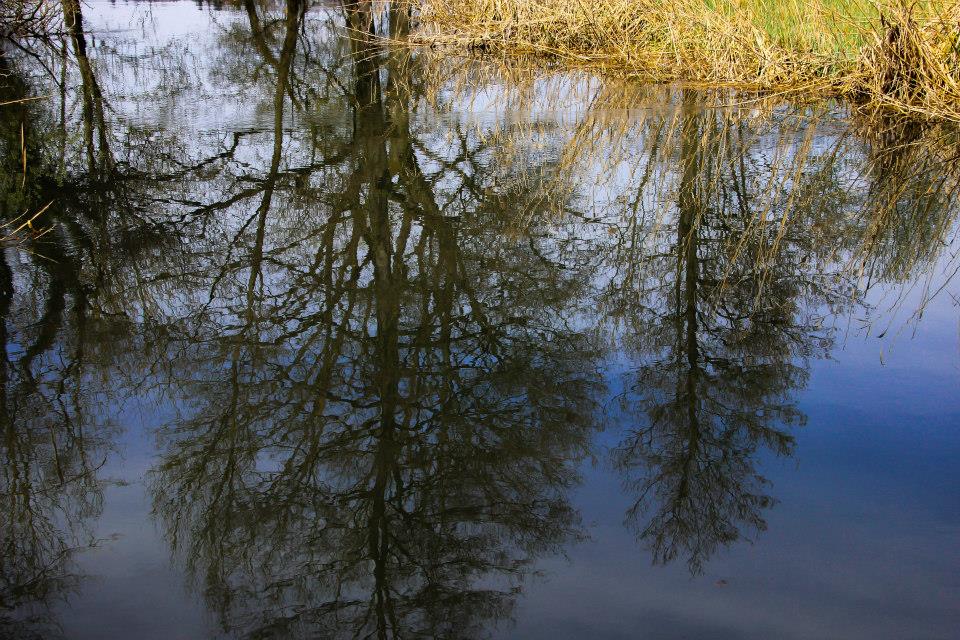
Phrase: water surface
[{"left": 1, "top": 2, "right": 958, "bottom": 638}]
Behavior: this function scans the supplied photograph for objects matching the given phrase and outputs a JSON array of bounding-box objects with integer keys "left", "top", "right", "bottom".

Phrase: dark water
[{"left": 1, "top": 2, "right": 959, "bottom": 638}]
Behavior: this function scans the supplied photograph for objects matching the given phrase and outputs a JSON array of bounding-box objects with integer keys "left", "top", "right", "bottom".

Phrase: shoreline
[{"left": 409, "top": 0, "right": 960, "bottom": 123}]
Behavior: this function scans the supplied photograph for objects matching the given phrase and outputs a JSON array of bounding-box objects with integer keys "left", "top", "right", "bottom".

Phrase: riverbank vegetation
[{"left": 412, "top": 0, "right": 960, "bottom": 121}]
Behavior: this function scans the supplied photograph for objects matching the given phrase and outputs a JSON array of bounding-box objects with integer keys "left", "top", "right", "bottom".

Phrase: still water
[{"left": 1, "top": 1, "right": 958, "bottom": 638}]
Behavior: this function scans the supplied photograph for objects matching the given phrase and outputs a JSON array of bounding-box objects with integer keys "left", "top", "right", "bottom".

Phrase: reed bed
[{"left": 411, "top": 0, "right": 960, "bottom": 121}]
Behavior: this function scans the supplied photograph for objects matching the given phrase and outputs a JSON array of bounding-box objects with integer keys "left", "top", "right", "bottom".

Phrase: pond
[{"left": 0, "top": 1, "right": 958, "bottom": 638}]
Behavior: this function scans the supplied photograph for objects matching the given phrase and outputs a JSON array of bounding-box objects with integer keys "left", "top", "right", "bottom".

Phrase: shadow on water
[{"left": 0, "top": 1, "right": 959, "bottom": 637}]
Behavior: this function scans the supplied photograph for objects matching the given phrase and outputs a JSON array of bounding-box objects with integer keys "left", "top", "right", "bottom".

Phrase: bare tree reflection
[
  {"left": 2, "top": 2, "right": 960, "bottom": 631},
  {"left": 148, "top": 11, "right": 601, "bottom": 638},
  {"left": 608, "top": 95, "right": 853, "bottom": 573}
]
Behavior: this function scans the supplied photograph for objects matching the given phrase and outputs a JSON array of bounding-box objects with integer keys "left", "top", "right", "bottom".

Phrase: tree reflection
[
  {"left": 149, "top": 8, "right": 601, "bottom": 638},
  {"left": 2, "top": 1, "right": 960, "bottom": 631},
  {"left": 0, "top": 123, "right": 115, "bottom": 640},
  {"left": 0, "top": 7, "right": 166, "bottom": 634},
  {"left": 0, "top": 300, "right": 113, "bottom": 639},
  {"left": 607, "top": 94, "right": 852, "bottom": 573}
]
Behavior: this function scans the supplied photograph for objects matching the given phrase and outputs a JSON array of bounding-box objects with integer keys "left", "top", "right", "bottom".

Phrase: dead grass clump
[{"left": 852, "top": 1, "right": 960, "bottom": 120}]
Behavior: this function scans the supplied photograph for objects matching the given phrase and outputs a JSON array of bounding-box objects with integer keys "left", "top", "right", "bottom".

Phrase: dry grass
[
  {"left": 854, "top": 2, "right": 960, "bottom": 119},
  {"left": 411, "top": 0, "right": 960, "bottom": 121}
]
